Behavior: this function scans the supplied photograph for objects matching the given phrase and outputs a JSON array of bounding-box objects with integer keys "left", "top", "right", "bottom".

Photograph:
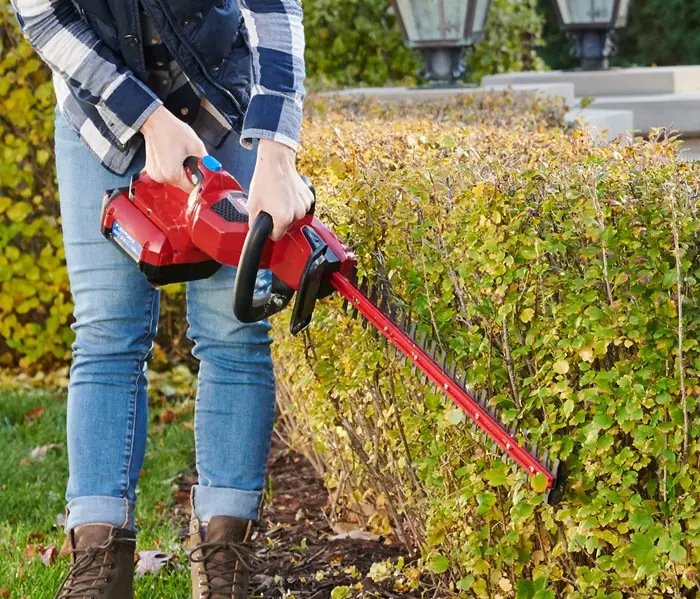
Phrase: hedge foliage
[{"left": 271, "top": 96, "right": 700, "bottom": 595}]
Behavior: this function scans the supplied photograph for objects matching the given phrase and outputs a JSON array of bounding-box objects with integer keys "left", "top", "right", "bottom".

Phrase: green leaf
[
  {"left": 485, "top": 466, "right": 507, "bottom": 487},
  {"left": 669, "top": 543, "right": 687, "bottom": 563},
  {"left": 593, "top": 413, "right": 614, "bottom": 429},
  {"left": 663, "top": 269, "right": 678, "bottom": 288},
  {"left": 446, "top": 408, "right": 465, "bottom": 425},
  {"left": 629, "top": 532, "right": 657, "bottom": 568},
  {"left": 530, "top": 472, "right": 548, "bottom": 494},
  {"left": 331, "top": 586, "right": 351, "bottom": 599},
  {"left": 516, "top": 579, "right": 534, "bottom": 599},
  {"left": 430, "top": 554, "right": 450, "bottom": 574},
  {"left": 457, "top": 576, "right": 475, "bottom": 591}
]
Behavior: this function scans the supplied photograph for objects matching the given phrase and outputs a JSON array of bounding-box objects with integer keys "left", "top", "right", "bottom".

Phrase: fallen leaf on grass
[
  {"left": 329, "top": 530, "right": 381, "bottom": 542},
  {"left": 135, "top": 550, "right": 181, "bottom": 577},
  {"left": 40, "top": 545, "right": 59, "bottom": 566},
  {"left": 22, "top": 405, "right": 45, "bottom": 422},
  {"left": 23, "top": 544, "right": 59, "bottom": 566},
  {"left": 21, "top": 444, "right": 63, "bottom": 465}
]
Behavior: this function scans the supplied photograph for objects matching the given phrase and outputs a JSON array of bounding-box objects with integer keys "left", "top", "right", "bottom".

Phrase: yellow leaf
[
  {"left": 578, "top": 347, "right": 594, "bottom": 362},
  {"left": 520, "top": 308, "right": 535, "bottom": 323},
  {"left": 531, "top": 472, "right": 548, "bottom": 493},
  {"left": 553, "top": 359, "right": 570, "bottom": 375},
  {"left": 498, "top": 578, "right": 512, "bottom": 592}
]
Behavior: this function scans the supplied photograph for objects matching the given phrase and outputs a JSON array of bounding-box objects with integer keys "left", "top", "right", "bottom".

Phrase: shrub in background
[
  {"left": 0, "top": 3, "right": 72, "bottom": 370},
  {"left": 272, "top": 95, "right": 700, "bottom": 595},
  {"left": 304, "top": 0, "right": 545, "bottom": 87},
  {"left": 537, "top": 0, "right": 700, "bottom": 71}
]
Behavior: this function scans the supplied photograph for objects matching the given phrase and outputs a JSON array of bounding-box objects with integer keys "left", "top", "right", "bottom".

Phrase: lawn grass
[{"left": 0, "top": 388, "right": 196, "bottom": 598}]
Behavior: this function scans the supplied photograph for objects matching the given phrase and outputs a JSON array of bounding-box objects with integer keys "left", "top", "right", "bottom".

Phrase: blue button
[{"left": 202, "top": 155, "right": 222, "bottom": 172}]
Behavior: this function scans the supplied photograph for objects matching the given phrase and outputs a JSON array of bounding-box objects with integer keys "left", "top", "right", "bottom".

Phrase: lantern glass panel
[
  {"left": 395, "top": 0, "right": 469, "bottom": 44},
  {"left": 557, "top": 0, "right": 615, "bottom": 26},
  {"left": 615, "top": 0, "right": 630, "bottom": 27},
  {"left": 472, "top": 0, "right": 491, "bottom": 37}
]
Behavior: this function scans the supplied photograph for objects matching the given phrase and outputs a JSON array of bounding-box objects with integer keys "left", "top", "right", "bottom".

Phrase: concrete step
[
  {"left": 483, "top": 66, "right": 700, "bottom": 97},
  {"left": 584, "top": 91, "right": 700, "bottom": 137},
  {"left": 565, "top": 107, "right": 634, "bottom": 143}
]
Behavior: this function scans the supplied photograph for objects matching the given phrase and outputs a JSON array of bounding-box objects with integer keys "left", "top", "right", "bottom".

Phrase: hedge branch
[
  {"left": 669, "top": 190, "right": 689, "bottom": 464},
  {"left": 501, "top": 313, "right": 522, "bottom": 409}
]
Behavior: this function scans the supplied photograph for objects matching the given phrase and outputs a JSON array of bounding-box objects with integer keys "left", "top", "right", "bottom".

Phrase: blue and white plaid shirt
[{"left": 10, "top": 0, "right": 306, "bottom": 174}]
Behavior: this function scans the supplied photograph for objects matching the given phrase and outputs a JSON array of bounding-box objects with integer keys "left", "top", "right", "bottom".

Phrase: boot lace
[
  {"left": 54, "top": 536, "right": 130, "bottom": 599},
  {"left": 189, "top": 541, "right": 256, "bottom": 597}
]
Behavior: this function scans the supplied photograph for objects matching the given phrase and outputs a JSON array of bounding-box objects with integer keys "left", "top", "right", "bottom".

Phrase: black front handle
[{"left": 232, "top": 178, "right": 316, "bottom": 323}]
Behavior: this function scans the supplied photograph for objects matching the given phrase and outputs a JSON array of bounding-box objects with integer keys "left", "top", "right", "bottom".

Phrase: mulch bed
[{"left": 171, "top": 436, "right": 424, "bottom": 598}]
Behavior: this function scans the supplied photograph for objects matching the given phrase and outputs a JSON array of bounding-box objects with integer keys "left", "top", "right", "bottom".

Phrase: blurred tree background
[{"left": 537, "top": 0, "right": 700, "bottom": 71}]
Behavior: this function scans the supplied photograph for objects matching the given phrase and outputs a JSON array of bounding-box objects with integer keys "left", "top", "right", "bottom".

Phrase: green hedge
[{"left": 271, "top": 96, "right": 700, "bottom": 595}]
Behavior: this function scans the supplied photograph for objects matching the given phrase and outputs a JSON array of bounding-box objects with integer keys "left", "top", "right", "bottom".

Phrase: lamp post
[
  {"left": 552, "top": 0, "right": 631, "bottom": 70},
  {"left": 391, "top": 0, "right": 492, "bottom": 85}
]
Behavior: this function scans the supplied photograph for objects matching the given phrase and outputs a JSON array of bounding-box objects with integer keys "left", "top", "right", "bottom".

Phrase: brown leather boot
[
  {"left": 188, "top": 516, "right": 255, "bottom": 599},
  {"left": 53, "top": 524, "right": 136, "bottom": 599}
]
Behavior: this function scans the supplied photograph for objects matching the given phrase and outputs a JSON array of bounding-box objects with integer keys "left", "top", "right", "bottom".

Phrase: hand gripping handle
[{"left": 232, "top": 177, "right": 315, "bottom": 323}]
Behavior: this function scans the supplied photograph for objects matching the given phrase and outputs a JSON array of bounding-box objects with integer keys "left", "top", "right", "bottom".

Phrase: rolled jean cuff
[
  {"left": 191, "top": 485, "right": 260, "bottom": 522},
  {"left": 66, "top": 496, "right": 135, "bottom": 532}
]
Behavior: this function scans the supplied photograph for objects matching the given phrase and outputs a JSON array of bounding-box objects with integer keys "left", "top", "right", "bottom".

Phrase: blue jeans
[{"left": 54, "top": 110, "right": 276, "bottom": 532}]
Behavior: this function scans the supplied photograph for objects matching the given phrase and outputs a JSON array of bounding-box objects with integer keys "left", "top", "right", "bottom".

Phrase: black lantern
[
  {"left": 552, "top": 0, "right": 632, "bottom": 70},
  {"left": 391, "top": 0, "right": 492, "bottom": 85}
]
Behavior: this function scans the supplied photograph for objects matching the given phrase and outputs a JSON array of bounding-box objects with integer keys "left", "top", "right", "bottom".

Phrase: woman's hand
[
  {"left": 140, "top": 105, "right": 207, "bottom": 191},
  {"left": 247, "top": 140, "right": 314, "bottom": 241}
]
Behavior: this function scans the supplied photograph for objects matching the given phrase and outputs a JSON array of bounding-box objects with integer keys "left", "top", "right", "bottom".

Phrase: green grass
[{"left": 0, "top": 389, "right": 196, "bottom": 598}]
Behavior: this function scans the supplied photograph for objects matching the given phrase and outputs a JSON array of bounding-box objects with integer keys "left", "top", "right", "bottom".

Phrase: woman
[{"left": 10, "top": 0, "right": 313, "bottom": 596}]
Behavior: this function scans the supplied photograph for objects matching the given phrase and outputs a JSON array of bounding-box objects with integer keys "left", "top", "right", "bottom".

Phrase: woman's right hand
[{"left": 140, "top": 105, "right": 207, "bottom": 191}]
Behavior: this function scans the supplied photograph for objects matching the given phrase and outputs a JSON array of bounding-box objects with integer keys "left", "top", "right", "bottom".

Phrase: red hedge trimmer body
[{"left": 100, "top": 156, "right": 565, "bottom": 504}]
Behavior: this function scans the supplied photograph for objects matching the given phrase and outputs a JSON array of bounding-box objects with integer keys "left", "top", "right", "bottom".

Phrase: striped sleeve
[
  {"left": 237, "top": 0, "right": 307, "bottom": 152},
  {"left": 10, "top": 0, "right": 162, "bottom": 148}
]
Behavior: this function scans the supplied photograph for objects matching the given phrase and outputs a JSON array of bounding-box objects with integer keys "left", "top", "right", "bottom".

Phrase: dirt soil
[{"left": 171, "top": 436, "right": 425, "bottom": 598}]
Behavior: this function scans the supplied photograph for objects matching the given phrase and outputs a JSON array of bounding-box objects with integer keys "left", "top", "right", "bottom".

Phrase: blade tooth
[
  {"left": 480, "top": 390, "right": 489, "bottom": 407},
  {"left": 457, "top": 371, "right": 468, "bottom": 389},
  {"left": 417, "top": 330, "right": 427, "bottom": 349},
  {"left": 362, "top": 316, "right": 368, "bottom": 330},
  {"left": 511, "top": 461, "right": 518, "bottom": 474},
  {"left": 407, "top": 323, "right": 417, "bottom": 341},
  {"left": 359, "top": 279, "right": 368, "bottom": 297},
  {"left": 389, "top": 303, "right": 398, "bottom": 323},
  {"left": 428, "top": 340, "right": 437, "bottom": 359},
  {"left": 470, "top": 420, "right": 478, "bottom": 434},
  {"left": 531, "top": 443, "right": 539, "bottom": 458},
  {"left": 542, "top": 449, "right": 550, "bottom": 470},
  {"left": 342, "top": 298, "right": 349, "bottom": 313},
  {"left": 399, "top": 311, "right": 408, "bottom": 331},
  {"left": 508, "top": 424, "right": 517, "bottom": 438},
  {"left": 522, "top": 471, "right": 529, "bottom": 486},
  {"left": 448, "top": 361, "right": 457, "bottom": 381},
  {"left": 439, "top": 350, "right": 447, "bottom": 369},
  {"left": 370, "top": 285, "right": 379, "bottom": 306},
  {"left": 350, "top": 307, "right": 359, "bottom": 320}
]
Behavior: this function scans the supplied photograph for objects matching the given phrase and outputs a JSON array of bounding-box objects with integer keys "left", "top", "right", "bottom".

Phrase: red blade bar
[{"left": 330, "top": 272, "right": 555, "bottom": 489}]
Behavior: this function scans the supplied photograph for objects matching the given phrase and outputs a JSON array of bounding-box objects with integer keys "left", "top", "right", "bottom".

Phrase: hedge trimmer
[{"left": 100, "top": 155, "right": 566, "bottom": 504}]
